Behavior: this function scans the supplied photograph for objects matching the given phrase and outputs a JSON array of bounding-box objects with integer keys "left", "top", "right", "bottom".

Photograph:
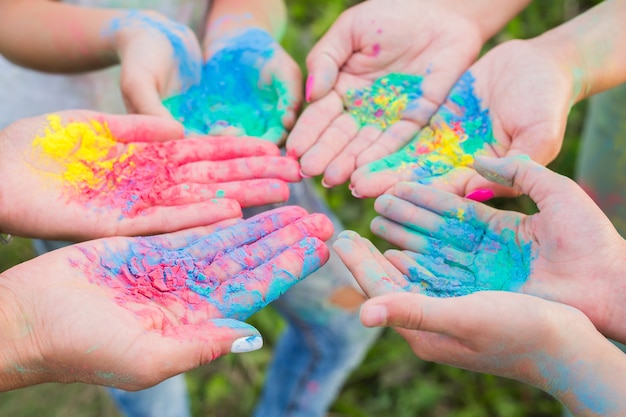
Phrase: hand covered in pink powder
[
  {"left": 349, "top": 39, "right": 574, "bottom": 198},
  {"left": 0, "top": 110, "right": 302, "bottom": 241},
  {"left": 0, "top": 206, "right": 333, "bottom": 391},
  {"left": 335, "top": 155, "right": 626, "bottom": 344},
  {"left": 287, "top": 0, "right": 484, "bottom": 186},
  {"left": 110, "top": 10, "right": 203, "bottom": 118}
]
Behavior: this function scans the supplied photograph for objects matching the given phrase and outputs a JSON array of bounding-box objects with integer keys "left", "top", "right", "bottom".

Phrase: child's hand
[
  {"left": 110, "top": 11, "right": 203, "bottom": 118},
  {"left": 0, "top": 110, "right": 302, "bottom": 241},
  {"left": 349, "top": 39, "right": 573, "bottom": 198},
  {"left": 346, "top": 155, "right": 626, "bottom": 343},
  {"left": 1, "top": 206, "right": 332, "bottom": 390},
  {"left": 164, "top": 26, "right": 301, "bottom": 144},
  {"left": 287, "top": 0, "right": 483, "bottom": 185}
]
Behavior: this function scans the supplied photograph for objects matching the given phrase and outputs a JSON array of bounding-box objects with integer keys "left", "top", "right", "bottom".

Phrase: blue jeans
[
  {"left": 34, "top": 180, "right": 380, "bottom": 417},
  {"left": 562, "top": 83, "right": 626, "bottom": 417}
]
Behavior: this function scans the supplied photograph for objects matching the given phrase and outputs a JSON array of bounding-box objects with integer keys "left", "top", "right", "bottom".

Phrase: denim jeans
[
  {"left": 562, "top": 83, "right": 626, "bottom": 417},
  {"left": 35, "top": 179, "right": 380, "bottom": 417}
]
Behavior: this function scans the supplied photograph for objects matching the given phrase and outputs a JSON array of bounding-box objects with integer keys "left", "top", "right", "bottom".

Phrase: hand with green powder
[
  {"left": 0, "top": 110, "right": 302, "bottom": 241},
  {"left": 0, "top": 206, "right": 333, "bottom": 392},
  {"left": 336, "top": 155, "right": 626, "bottom": 344},
  {"left": 287, "top": 0, "right": 532, "bottom": 186}
]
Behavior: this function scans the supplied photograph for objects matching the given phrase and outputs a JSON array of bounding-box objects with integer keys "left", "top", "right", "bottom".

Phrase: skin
[
  {"left": 0, "top": 206, "right": 334, "bottom": 392},
  {"left": 287, "top": 0, "right": 529, "bottom": 186},
  {"left": 0, "top": 110, "right": 302, "bottom": 241},
  {"left": 0, "top": 3, "right": 203, "bottom": 118}
]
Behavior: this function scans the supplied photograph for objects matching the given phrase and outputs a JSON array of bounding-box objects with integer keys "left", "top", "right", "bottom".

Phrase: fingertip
[
  {"left": 230, "top": 335, "right": 264, "bottom": 353},
  {"left": 360, "top": 303, "right": 388, "bottom": 327}
]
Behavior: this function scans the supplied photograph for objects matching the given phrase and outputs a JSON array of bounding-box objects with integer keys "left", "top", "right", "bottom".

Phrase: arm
[{"left": 204, "top": 0, "right": 287, "bottom": 43}]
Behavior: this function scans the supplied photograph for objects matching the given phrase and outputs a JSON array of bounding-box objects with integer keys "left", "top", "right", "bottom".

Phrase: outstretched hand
[
  {"left": 0, "top": 110, "right": 301, "bottom": 240},
  {"left": 287, "top": 0, "right": 484, "bottom": 185},
  {"left": 1, "top": 206, "right": 333, "bottom": 391},
  {"left": 349, "top": 39, "right": 574, "bottom": 198}
]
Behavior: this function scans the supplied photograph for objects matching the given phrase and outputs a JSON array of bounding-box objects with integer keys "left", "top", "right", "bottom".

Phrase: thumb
[
  {"left": 472, "top": 154, "right": 581, "bottom": 210},
  {"left": 305, "top": 11, "right": 355, "bottom": 102},
  {"left": 97, "top": 113, "right": 185, "bottom": 143}
]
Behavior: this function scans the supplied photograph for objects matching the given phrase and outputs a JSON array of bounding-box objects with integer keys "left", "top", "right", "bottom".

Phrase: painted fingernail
[
  {"left": 231, "top": 336, "right": 263, "bottom": 353},
  {"left": 305, "top": 74, "right": 314, "bottom": 102},
  {"left": 361, "top": 305, "right": 388, "bottom": 327},
  {"left": 464, "top": 189, "right": 495, "bottom": 202},
  {"left": 348, "top": 183, "right": 355, "bottom": 191},
  {"left": 299, "top": 169, "right": 312, "bottom": 179}
]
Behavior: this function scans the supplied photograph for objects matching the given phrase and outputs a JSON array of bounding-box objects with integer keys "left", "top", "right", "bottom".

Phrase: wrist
[
  {"left": 205, "top": 0, "right": 286, "bottom": 43},
  {"left": 0, "top": 271, "right": 45, "bottom": 391}
]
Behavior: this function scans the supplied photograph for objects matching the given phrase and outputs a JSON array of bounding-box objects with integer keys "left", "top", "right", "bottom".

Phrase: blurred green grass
[{"left": 0, "top": 1, "right": 602, "bottom": 415}]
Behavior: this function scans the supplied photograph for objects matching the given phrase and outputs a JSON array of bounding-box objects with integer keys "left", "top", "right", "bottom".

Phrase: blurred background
[{"left": 0, "top": 0, "right": 604, "bottom": 415}]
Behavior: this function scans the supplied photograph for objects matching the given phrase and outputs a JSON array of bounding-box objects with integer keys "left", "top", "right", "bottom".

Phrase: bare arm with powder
[
  {"left": 161, "top": 0, "right": 300, "bottom": 143},
  {"left": 0, "top": 110, "right": 302, "bottom": 241},
  {"left": 0, "top": 1, "right": 203, "bottom": 116},
  {"left": 0, "top": 206, "right": 333, "bottom": 392}
]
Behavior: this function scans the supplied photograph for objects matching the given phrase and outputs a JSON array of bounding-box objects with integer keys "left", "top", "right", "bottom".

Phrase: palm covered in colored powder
[
  {"left": 337, "top": 155, "right": 626, "bottom": 343},
  {"left": 287, "top": 0, "right": 484, "bottom": 185},
  {"left": 163, "top": 28, "right": 300, "bottom": 143},
  {"left": 2, "top": 206, "right": 332, "bottom": 389},
  {"left": 0, "top": 110, "right": 301, "bottom": 240}
]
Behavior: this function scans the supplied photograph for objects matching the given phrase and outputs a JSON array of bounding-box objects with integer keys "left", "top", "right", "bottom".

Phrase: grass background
[{"left": 0, "top": 0, "right": 603, "bottom": 415}]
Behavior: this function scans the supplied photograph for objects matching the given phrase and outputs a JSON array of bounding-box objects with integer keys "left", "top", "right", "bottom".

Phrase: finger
[
  {"left": 268, "top": 58, "right": 303, "bottom": 131},
  {"left": 472, "top": 155, "right": 584, "bottom": 211},
  {"left": 113, "top": 199, "right": 242, "bottom": 237},
  {"left": 122, "top": 73, "right": 176, "bottom": 119},
  {"left": 173, "top": 155, "right": 301, "bottom": 183},
  {"left": 299, "top": 112, "right": 360, "bottom": 177},
  {"left": 184, "top": 205, "right": 309, "bottom": 260},
  {"left": 154, "top": 179, "right": 291, "bottom": 207},
  {"left": 164, "top": 136, "right": 282, "bottom": 163},
  {"left": 86, "top": 113, "right": 185, "bottom": 143},
  {"left": 304, "top": 10, "right": 354, "bottom": 101},
  {"left": 286, "top": 92, "right": 345, "bottom": 160},
  {"left": 356, "top": 119, "right": 423, "bottom": 167},
  {"left": 202, "top": 213, "right": 334, "bottom": 282},
  {"left": 322, "top": 125, "right": 382, "bottom": 186},
  {"left": 200, "top": 237, "right": 330, "bottom": 321},
  {"left": 333, "top": 230, "right": 410, "bottom": 297},
  {"left": 350, "top": 161, "right": 416, "bottom": 198}
]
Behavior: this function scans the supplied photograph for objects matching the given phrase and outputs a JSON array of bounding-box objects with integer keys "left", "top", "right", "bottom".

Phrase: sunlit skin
[
  {"left": 0, "top": 206, "right": 333, "bottom": 392},
  {"left": 0, "top": 110, "right": 301, "bottom": 241}
]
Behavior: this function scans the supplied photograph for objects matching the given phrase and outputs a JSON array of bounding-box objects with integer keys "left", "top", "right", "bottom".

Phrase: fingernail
[
  {"left": 348, "top": 183, "right": 355, "bottom": 191},
  {"left": 351, "top": 188, "right": 363, "bottom": 199},
  {"left": 299, "top": 169, "right": 312, "bottom": 179},
  {"left": 305, "top": 74, "right": 314, "bottom": 102},
  {"left": 321, "top": 178, "right": 332, "bottom": 188},
  {"left": 361, "top": 305, "right": 388, "bottom": 327},
  {"left": 464, "top": 189, "right": 495, "bottom": 202},
  {"left": 230, "top": 336, "right": 263, "bottom": 353}
]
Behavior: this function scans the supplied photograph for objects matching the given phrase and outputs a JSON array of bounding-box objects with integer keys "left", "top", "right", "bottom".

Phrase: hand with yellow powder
[
  {"left": 0, "top": 111, "right": 301, "bottom": 241},
  {"left": 287, "top": 0, "right": 531, "bottom": 187}
]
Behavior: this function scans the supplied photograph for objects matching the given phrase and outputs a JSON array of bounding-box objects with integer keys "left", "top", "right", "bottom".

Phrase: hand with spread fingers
[
  {"left": 287, "top": 0, "right": 531, "bottom": 187},
  {"left": 0, "top": 110, "right": 301, "bottom": 241},
  {"left": 0, "top": 206, "right": 333, "bottom": 392}
]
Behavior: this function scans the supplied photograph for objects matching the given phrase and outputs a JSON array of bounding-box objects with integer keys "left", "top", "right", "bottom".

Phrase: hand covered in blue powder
[
  {"left": 349, "top": 39, "right": 574, "bottom": 198},
  {"left": 163, "top": 28, "right": 301, "bottom": 144},
  {"left": 287, "top": 0, "right": 484, "bottom": 185},
  {"left": 0, "top": 206, "right": 332, "bottom": 391},
  {"left": 109, "top": 11, "right": 203, "bottom": 118},
  {"left": 336, "top": 155, "right": 626, "bottom": 344}
]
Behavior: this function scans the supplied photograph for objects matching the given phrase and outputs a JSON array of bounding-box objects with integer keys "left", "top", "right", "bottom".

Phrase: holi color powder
[
  {"left": 403, "top": 206, "right": 535, "bottom": 297},
  {"left": 163, "top": 28, "right": 286, "bottom": 139},
  {"left": 344, "top": 73, "right": 424, "bottom": 129},
  {"left": 366, "top": 72, "right": 495, "bottom": 181},
  {"left": 33, "top": 115, "right": 181, "bottom": 217},
  {"left": 107, "top": 11, "right": 201, "bottom": 90},
  {"left": 72, "top": 213, "right": 327, "bottom": 321}
]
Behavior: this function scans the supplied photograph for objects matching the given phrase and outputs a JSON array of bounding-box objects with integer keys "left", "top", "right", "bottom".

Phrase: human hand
[
  {"left": 349, "top": 39, "right": 575, "bottom": 198},
  {"left": 0, "top": 206, "right": 333, "bottom": 391},
  {"left": 0, "top": 110, "right": 301, "bottom": 240},
  {"left": 348, "top": 155, "right": 626, "bottom": 343},
  {"left": 164, "top": 26, "right": 301, "bottom": 144},
  {"left": 287, "top": 0, "right": 484, "bottom": 185},
  {"left": 109, "top": 11, "right": 203, "bottom": 118}
]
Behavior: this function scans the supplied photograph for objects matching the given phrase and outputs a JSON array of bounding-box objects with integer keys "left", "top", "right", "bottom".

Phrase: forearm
[
  {"left": 529, "top": 0, "right": 626, "bottom": 104},
  {"left": 0, "top": 0, "right": 121, "bottom": 73},
  {"left": 437, "top": 0, "right": 532, "bottom": 43},
  {"left": 204, "top": 0, "right": 287, "bottom": 43}
]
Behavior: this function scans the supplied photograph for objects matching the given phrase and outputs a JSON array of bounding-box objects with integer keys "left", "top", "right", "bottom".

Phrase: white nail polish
[{"left": 230, "top": 336, "right": 263, "bottom": 353}]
